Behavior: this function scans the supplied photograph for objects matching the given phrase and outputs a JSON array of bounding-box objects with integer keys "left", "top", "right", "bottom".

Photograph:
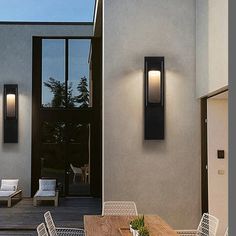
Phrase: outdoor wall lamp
[
  {"left": 4, "top": 84, "right": 18, "bottom": 143},
  {"left": 144, "top": 57, "right": 164, "bottom": 140}
]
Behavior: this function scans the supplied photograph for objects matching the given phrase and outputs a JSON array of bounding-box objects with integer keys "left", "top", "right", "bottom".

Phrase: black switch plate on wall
[{"left": 217, "top": 150, "right": 225, "bottom": 159}]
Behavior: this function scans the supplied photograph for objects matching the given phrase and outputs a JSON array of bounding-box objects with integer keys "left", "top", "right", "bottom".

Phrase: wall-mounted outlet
[{"left": 218, "top": 169, "right": 225, "bottom": 175}]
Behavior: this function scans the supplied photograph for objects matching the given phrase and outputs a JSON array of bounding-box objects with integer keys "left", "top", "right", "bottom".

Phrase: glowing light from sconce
[
  {"left": 6, "top": 94, "right": 16, "bottom": 118},
  {"left": 148, "top": 70, "right": 161, "bottom": 103}
]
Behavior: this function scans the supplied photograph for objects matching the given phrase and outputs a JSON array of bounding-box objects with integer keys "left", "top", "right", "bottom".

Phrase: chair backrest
[
  {"left": 224, "top": 227, "right": 228, "bottom": 236},
  {"left": 39, "top": 179, "right": 56, "bottom": 192},
  {"left": 44, "top": 211, "right": 57, "bottom": 236},
  {"left": 197, "top": 213, "right": 219, "bottom": 236},
  {"left": 102, "top": 201, "right": 138, "bottom": 216},
  {"left": 0, "top": 179, "right": 18, "bottom": 191},
  {"left": 37, "top": 223, "right": 49, "bottom": 236},
  {"left": 70, "top": 164, "right": 82, "bottom": 174}
]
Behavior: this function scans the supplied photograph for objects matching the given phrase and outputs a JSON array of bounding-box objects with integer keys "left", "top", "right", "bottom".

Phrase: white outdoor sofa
[
  {"left": 33, "top": 179, "right": 59, "bottom": 207},
  {"left": 0, "top": 179, "right": 22, "bottom": 207}
]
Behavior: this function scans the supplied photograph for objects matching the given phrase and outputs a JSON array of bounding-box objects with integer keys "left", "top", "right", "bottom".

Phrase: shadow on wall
[{"left": 1, "top": 143, "right": 20, "bottom": 152}]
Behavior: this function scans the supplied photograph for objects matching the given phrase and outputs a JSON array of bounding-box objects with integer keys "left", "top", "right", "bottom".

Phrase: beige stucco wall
[
  {"left": 0, "top": 24, "right": 93, "bottom": 197},
  {"left": 104, "top": 0, "right": 201, "bottom": 229},
  {"left": 207, "top": 97, "right": 228, "bottom": 236},
  {"left": 196, "top": 0, "right": 228, "bottom": 98}
]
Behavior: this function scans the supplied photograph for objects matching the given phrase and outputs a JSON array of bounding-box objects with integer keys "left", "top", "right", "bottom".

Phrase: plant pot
[
  {"left": 130, "top": 224, "right": 133, "bottom": 233},
  {"left": 130, "top": 225, "right": 139, "bottom": 236}
]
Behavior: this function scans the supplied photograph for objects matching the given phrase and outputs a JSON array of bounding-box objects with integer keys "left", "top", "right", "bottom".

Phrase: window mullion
[{"left": 65, "top": 39, "right": 68, "bottom": 108}]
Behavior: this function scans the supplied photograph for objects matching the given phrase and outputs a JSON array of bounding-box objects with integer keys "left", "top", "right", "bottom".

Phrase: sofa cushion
[
  {"left": 0, "top": 184, "right": 16, "bottom": 191},
  {"left": 35, "top": 190, "right": 56, "bottom": 197},
  {"left": 39, "top": 179, "right": 56, "bottom": 191},
  {"left": 1, "top": 179, "right": 18, "bottom": 191},
  {"left": 0, "top": 191, "right": 15, "bottom": 197}
]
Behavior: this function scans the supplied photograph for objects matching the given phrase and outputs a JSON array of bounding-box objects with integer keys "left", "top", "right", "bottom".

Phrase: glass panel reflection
[
  {"left": 68, "top": 39, "right": 91, "bottom": 108},
  {"left": 68, "top": 123, "right": 90, "bottom": 195},
  {"left": 40, "top": 122, "right": 90, "bottom": 195},
  {"left": 40, "top": 144, "right": 66, "bottom": 196},
  {"left": 42, "top": 121, "right": 66, "bottom": 144},
  {"left": 42, "top": 39, "right": 65, "bottom": 107}
]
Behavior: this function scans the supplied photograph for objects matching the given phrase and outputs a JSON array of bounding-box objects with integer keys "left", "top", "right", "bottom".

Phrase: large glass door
[
  {"left": 32, "top": 37, "right": 102, "bottom": 197},
  {"left": 41, "top": 121, "right": 66, "bottom": 194},
  {"left": 67, "top": 123, "right": 90, "bottom": 195},
  {"left": 41, "top": 121, "right": 91, "bottom": 196}
]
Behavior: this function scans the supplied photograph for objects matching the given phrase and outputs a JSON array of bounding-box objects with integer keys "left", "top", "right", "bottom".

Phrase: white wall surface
[
  {"left": 104, "top": 0, "right": 201, "bottom": 229},
  {"left": 207, "top": 97, "right": 228, "bottom": 236},
  {"left": 0, "top": 24, "right": 93, "bottom": 196},
  {"left": 196, "top": 0, "right": 228, "bottom": 98}
]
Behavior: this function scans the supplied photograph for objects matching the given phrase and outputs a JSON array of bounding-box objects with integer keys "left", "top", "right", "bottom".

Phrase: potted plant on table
[
  {"left": 130, "top": 215, "right": 146, "bottom": 236},
  {"left": 138, "top": 226, "right": 149, "bottom": 236}
]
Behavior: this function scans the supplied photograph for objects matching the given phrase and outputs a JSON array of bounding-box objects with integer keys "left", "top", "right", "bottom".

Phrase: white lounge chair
[
  {"left": 37, "top": 223, "right": 49, "bottom": 236},
  {"left": 102, "top": 201, "right": 138, "bottom": 216},
  {"left": 44, "top": 211, "right": 85, "bottom": 236},
  {"left": 33, "top": 179, "right": 58, "bottom": 207},
  {"left": 0, "top": 179, "right": 22, "bottom": 207},
  {"left": 176, "top": 213, "right": 219, "bottom": 236}
]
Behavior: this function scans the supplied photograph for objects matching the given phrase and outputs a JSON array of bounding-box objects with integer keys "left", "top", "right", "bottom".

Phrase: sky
[{"left": 0, "top": 0, "right": 95, "bottom": 22}]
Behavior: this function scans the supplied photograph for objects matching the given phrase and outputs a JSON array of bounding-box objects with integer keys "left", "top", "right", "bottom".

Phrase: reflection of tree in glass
[
  {"left": 44, "top": 77, "right": 75, "bottom": 107},
  {"left": 76, "top": 76, "right": 89, "bottom": 108},
  {"left": 42, "top": 121, "right": 90, "bottom": 168},
  {"left": 44, "top": 76, "right": 89, "bottom": 108},
  {"left": 42, "top": 121, "right": 66, "bottom": 143},
  {"left": 68, "top": 123, "right": 90, "bottom": 167},
  {"left": 42, "top": 77, "right": 90, "bottom": 170},
  {"left": 44, "top": 77, "right": 66, "bottom": 107}
]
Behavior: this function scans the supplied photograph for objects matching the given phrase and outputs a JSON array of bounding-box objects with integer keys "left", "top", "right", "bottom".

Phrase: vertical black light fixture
[
  {"left": 3, "top": 84, "right": 18, "bottom": 143},
  {"left": 144, "top": 57, "right": 164, "bottom": 140}
]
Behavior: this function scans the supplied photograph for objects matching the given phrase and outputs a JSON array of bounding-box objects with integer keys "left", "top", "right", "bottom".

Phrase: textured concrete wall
[
  {"left": 104, "top": 0, "right": 201, "bottom": 229},
  {"left": 0, "top": 24, "right": 93, "bottom": 196},
  {"left": 196, "top": 0, "right": 228, "bottom": 98},
  {"left": 196, "top": 0, "right": 209, "bottom": 97}
]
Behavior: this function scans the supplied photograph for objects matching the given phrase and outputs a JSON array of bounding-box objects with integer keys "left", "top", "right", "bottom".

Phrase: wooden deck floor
[
  {"left": 0, "top": 230, "right": 36, "bottom": 236},
  {"left": 0, "top": 197, "right": 101, "bottom": 235}
]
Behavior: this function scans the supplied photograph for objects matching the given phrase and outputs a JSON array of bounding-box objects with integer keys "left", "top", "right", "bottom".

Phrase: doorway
[
  {"left": 201, "top": 90, "right": 228, "bottom": 235},
  {"left": 207, "top": 91, "right": 228, "bottom": 235},
  {"left": 32, "top": 37, "right": 102, "bottom": 197}
]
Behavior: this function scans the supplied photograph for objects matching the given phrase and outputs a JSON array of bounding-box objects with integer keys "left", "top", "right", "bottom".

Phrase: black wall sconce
[
  {"left": 144, "top": 57, "right": 164, "bottom": 140},
  {"left": 3, "top": 84, "right": 18, "bottom": 143}
]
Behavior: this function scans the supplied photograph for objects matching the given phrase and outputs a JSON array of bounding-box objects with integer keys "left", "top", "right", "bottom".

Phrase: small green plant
[
  {"left": 138, "top": 226, "right": 149, "bottom": 236},
  {"left": 130, "top": 215, "right": 145, "bottom": 230}
]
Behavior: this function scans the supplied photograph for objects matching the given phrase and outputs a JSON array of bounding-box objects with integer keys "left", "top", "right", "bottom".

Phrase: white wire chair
[
  {"left": 37, "top": 223, "right": 49, "bottom": 236},
  {"left": 176, "top": 213, "right": 219, "bottom": 236},
  {"left": 44, "top": 211, "right": 85, "bottom": 236},
  {"left": 224, "top": 227, "right": 228, "bottom": 236},
  {"left": 102, "top": 201, "right": 138, "bottom": 216},
  {"left": 70, "top": 164, "right": 83, "bottom": 183}
]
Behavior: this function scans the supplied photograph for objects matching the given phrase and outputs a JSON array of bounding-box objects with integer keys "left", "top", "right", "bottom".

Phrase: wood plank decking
[{"left": 0, "top": 197, "right": 101, "bottom": 235}]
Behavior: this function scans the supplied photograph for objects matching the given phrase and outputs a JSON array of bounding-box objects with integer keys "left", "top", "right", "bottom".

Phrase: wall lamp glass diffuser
[
  {"left": 4, "top": 84, "right": 18, "bottom": 143},
  {"left": 148, "top": 70, "right": 161, "bottom": 103},
  {"left": 144, "top": 57, "right": 164, "bottom": 140},
  {"left": 6, "top": 94, "right": 16, "bottom": 117}
]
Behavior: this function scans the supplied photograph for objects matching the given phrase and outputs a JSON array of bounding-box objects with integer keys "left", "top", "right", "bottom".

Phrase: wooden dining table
[{"left": 84, "top": 215, "right": 178, "bottom": 236}]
